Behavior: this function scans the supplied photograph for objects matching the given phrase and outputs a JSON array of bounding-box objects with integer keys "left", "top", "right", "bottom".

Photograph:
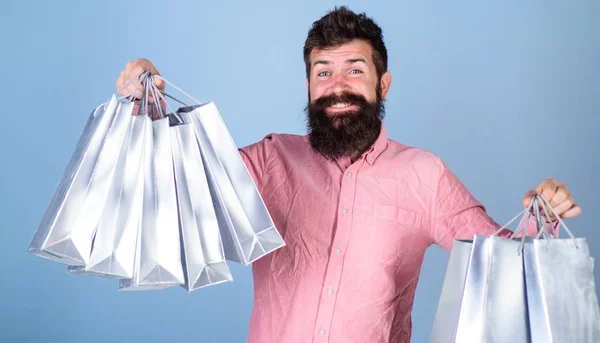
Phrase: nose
[{"left": 329, "top": 73, "right": 350, "bottom": 96}]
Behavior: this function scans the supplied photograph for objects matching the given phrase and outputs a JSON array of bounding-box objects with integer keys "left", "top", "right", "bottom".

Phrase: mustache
[
  {"left": 312, "top": 91, "right": 370, "bottom": 109},
  {"left": 306, "top": 89, "right": 384, "bottom": 161}
]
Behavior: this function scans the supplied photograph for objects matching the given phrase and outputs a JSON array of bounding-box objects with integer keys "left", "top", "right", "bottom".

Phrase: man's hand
[
  {"left": 523, "top": 178, "right": 582, "bottom": 220},
  {"left": 115, "top": 58, "right": 164, "bottom": 102}
]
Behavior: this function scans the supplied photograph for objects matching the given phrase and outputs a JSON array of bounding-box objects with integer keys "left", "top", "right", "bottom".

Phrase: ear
[
  {"left": 306, "top": 78, "right": 309, "bottom": 89},
  {"left": 380, "top": 70, "right": 392, "bottom": 100}
]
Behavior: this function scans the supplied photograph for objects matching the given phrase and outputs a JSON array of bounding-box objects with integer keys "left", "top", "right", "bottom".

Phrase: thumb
[
  {"left": 522, "top": 184, "right": 542, "bottom": 208},
  {"left": 152, "top": 75, "right": 165, "bottom": 91},
  {"left": 154, "top": 75, "right": 164, "bottom": 89},
  {"left": 522, "top": 190, "right": 537, "bottom": 208}
]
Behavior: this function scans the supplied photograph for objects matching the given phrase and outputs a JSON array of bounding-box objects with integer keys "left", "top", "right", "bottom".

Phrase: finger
[
  {"left": 130, "top": 65, "right": 147, "bottom": 82},
  {"left": 124, "top": 82, "right": 144, "bottom": 100},
  {"left": 133, "top": 58, "right": 160, "bottom": 77},
  {"left": 540, "top": 180, "right": 559, "bottom": 203},
  {"left": 551, "top": 198, "right": 575, "bottom": 216},
  {"left": 116, "top": 76, "right": 127, "bottom": 97},
  {"left": 523, "top": 190, "right": 537, "bottom": 208},
  {"left": 549, "top": 187, "right": 569, "bottom": 207},
  {"left": 139, "top": 58, "right": 160, "bottom": 75},
  {"left": 134, "top": 59, "right": 163, "bottom": 89},
  {"left": 561, "top": 205, "right": 582, "bottom": 219},
  {"left": 153, "top": 76, "right": 164, "bottom": 91}
]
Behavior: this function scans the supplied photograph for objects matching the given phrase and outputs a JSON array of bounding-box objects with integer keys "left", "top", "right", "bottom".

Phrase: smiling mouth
[{"left": 326, "top": 102, "right": 357, "bottom": 114}]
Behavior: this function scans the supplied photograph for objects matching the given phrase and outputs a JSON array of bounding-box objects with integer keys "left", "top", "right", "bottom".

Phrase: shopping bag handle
[
  {"left": 116, "top": 69, "right": 151, "bottom": 102},
  {"left": 492, "top": 197, "right": 543, "bottom": 255},
  {"left": 130, "top": 73, "right": 174, "bottom": 120},
  {"left": 144, "top": 76, "right": 182, "bottom": 121},
  {"left": 534, "top": 195, "right": 557, "bottom": 239},
  {"left": 492, "top": 198, "right": 537, "bottom": 238},
  {"left": 516, "top": 195, "right": 579, "bottom": 253},
  {"left": 533, "top": 196, "right": 554, "bottom": 239},
  {"left": 152, "top": 74, "right": 204, "bottom": 106},
  {"left": 537, "top": 194, "right": 578, "bottom": 248}
]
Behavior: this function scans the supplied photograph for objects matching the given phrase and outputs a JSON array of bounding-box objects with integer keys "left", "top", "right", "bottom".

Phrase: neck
[{"left": 349, "top": 151, "right": 362, "bottom": 163}]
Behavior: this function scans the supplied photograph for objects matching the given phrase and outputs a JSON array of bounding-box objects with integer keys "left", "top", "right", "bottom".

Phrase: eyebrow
[{"left": 312, "top": 58, "right": 368, "bottom": 68}]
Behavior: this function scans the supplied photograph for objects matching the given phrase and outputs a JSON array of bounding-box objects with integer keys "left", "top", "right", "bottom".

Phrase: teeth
[{"left": 331, "top": 103, "right": 350, "bottom": 108}]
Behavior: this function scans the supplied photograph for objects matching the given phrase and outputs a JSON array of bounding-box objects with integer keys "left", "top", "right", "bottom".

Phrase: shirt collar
[{"left": 362, "top": 125, "right": 388, "bottom": 165}]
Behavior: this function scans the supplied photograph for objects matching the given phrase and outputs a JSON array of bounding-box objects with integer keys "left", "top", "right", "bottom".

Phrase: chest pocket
[{"left": 368, "top": 204, "right": 426, "bottom": 266}]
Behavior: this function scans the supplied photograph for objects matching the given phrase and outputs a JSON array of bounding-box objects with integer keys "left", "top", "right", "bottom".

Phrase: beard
[{"left": 306, "top": 87, "right": 385, "bottom": 161}]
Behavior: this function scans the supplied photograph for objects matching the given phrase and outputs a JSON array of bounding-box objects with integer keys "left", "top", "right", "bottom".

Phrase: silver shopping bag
[
  {"left": 29, "top": 96, "right": 133, "bottom": 266},
  {"left": 186, "top": 103, "right": 285, "bottom": 265},
  {"left": 430, "top": 200, "right": 538, "bottom": 343},
  {"left": 454, "top": 234, "right": 530, "bottom": 342},
  {"left": 429, "top": 240, "right": 473, "bottom": 343},
  {"left": 119, "top": 113, "right": 185, "bottom": 291},
  {"left": 170, "top": 114, "right": 233, "bottom": 291},
  {"left": 68, "top": 113, "right": 149, "bottom": 278},
  {"left": 523, "top": 195, "right": 600, "bottom": 342}
]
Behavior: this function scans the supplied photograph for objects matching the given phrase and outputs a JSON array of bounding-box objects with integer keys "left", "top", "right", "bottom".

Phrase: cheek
[
  {"left": 352, "top": 82, "right": 377, "bottom": 101},
  {"left": 309, "top": 84, "right": 325, "bottom": 102}
]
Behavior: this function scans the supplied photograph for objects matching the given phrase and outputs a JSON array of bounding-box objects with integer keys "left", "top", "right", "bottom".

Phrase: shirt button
[
  {"left": 346, "top": 172, "right": 352, "bottom": 179},
  {"left": 327, "top": 286, "right": 334, "bottom": 295},
  {"left": 335, "top": 247, "right": 341, "bottom": 255},
  {"left": 342, "top": 207, "right": 347, "bottom": 214},
  {"left": 319, "top": 328, "right": 326, "bottom": 336},
  {"left": 368, "top": 156, "right": 374, "bottom": 163}
]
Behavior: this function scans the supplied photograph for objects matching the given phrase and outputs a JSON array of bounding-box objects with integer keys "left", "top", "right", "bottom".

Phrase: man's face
[
  {"left": 305, "top": 39, "right": 391, "bottom": 160},
  {"left": 308, "top": 39, "right": 384, "bottom": 108}
]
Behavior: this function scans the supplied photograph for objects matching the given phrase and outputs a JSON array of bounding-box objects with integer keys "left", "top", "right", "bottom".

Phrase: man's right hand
[{"left": 115, "top": 58, "right": 164, "bottom": 102}]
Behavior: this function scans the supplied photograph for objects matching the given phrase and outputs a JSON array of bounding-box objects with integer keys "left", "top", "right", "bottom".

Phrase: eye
[
  {"left": 318, "top": 71, "right": 330, "bottom": 77},
  {"left": 349, "top": 69, "right": 363, "bottom": 74}
]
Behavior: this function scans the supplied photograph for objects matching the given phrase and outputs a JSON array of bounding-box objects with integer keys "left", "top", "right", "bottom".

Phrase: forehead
[{"left": 310, "top": 40, "right": 374, "bottom": 65}]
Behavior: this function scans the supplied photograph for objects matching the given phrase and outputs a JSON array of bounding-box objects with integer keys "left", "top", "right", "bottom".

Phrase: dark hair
[{"left": 303, "top": 6, "right": 388, "bottom": 80}]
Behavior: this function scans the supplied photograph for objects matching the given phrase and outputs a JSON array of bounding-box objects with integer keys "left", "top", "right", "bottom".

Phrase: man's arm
[{"left": 429, "top": 157, "right": 536, "bottom": 251}]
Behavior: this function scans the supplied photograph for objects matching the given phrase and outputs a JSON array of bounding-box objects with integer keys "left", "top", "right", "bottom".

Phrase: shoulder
[
  {"left": 385, "top": 139, "right": 444, "bottom": 172},
  {"left": 240, "top": 133, "right": 310, "bottom": 152}
]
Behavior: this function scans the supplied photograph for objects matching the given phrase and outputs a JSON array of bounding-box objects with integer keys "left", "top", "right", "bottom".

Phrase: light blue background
[{"left": 1, "top": 1, "right": 598, "bottom": 342}]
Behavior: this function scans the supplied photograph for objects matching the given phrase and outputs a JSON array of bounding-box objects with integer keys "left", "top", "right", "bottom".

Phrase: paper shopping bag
[
  {"left": 29, "top": 96, "right": 133, "bottom": 266},
  {"left": 185, "top": 103, "right": 285, "bottom": 265},
  {"left": 170, "top": 114, "right": 232, "bottom": 291},
  {"left": 429, "top": 240, "right": 473, "bottom": 343},
  {"left": 68, "top": 113, "right": 149, "bottom": 278},
  {"left": 523, "top": 196, "right": 600, "bottom": 343},
  {"left": 431, "top": 199, "right": 540, "bottom": 343},
  {"left": 452, "top": 199, "right": 539, "bottom": 343},
  {"left": 453, "top": 234, "right": 530, "bottom": 343},
  {"left": 119, "top": 116, "right": 184, "bottom": 291}
]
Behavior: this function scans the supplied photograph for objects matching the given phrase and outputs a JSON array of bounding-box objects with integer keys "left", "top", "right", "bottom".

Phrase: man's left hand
[{"left": 523, "top": 178, "right": 582, "bottom": 220}]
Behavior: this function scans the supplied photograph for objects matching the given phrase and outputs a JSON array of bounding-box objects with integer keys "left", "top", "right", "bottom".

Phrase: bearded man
[{"left": 116, "top": 6, "right": 581, "bottom": 343}]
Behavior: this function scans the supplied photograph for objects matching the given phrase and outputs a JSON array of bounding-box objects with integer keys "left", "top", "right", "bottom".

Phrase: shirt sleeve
[
  {"left": 238, "top": 134, "right": 275, "bottom": 193},
  {"left": 430, "top": 157, "right": 537, "bottom": 251}
]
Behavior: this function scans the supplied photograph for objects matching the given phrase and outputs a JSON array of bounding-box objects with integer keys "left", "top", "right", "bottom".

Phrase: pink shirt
[{"left": 239, "top": 126, "right": 520, "bottom": 343}]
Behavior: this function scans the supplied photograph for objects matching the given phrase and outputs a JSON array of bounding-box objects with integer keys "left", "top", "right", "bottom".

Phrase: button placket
[{"left": 314, "top": 164, "right": 361, "bottom": 339}]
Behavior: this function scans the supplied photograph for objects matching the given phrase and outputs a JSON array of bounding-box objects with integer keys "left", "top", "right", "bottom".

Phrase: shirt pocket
[{"left": 368, "top": 204, "right": 425, "bottom": 266}]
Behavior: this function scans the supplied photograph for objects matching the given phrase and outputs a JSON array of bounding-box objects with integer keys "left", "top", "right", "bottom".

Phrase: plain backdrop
[{"left": 1, "top": 1, "right": 598, "bottom": 342}]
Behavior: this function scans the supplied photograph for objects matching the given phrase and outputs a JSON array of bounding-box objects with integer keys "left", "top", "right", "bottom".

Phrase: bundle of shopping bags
[
  {"left": 28, "top": 72, "right": 285, "bottom": 291},
  {"left": 430, "top": 194, "right": 600, "bottom": 342}
]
